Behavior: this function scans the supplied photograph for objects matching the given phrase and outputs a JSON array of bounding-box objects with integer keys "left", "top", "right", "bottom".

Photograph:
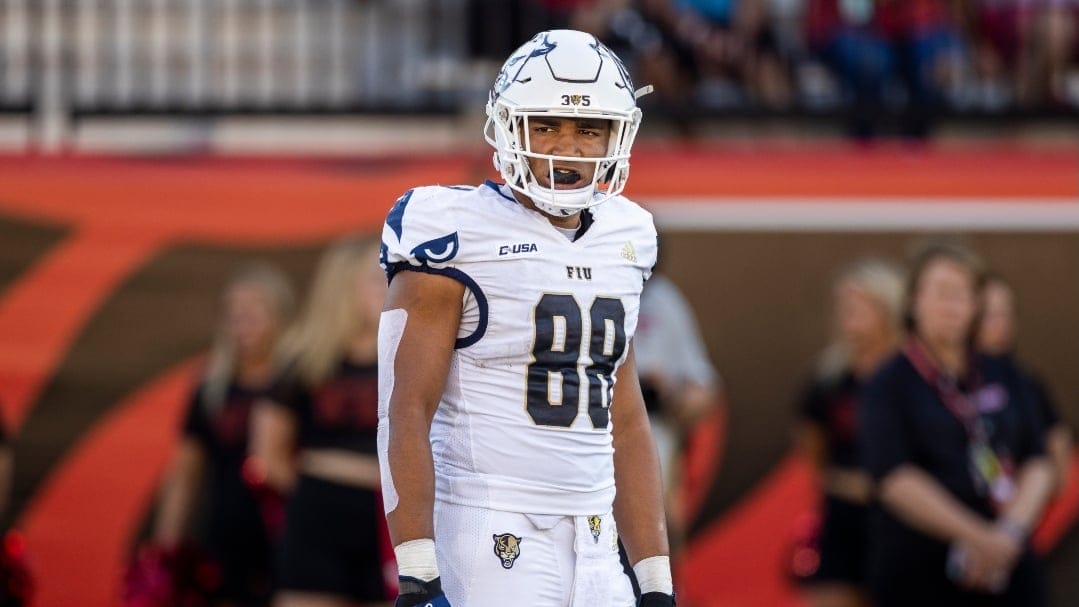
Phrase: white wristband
[
  {"left": 394, "top": 539, "right": 440, "bottom": 582},
  {"left": 633, "top": 555, "right": 673, "bottom": 595}
]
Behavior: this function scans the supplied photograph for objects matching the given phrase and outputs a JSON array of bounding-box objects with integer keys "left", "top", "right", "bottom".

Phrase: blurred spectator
[
  {"left": 806, "top": 0, "right": 965, "bottom": 138},
  {"left": 493, "top": 0, "right": 1078, "bottom": 125},
  {"left": 149, "top": 263, "right": 296, "bottom": 607},
  {"left": 978, "top": 273, "right": 1073, "bottom": 495},
  {"left": 679, "top": 0, "right": 795, "bottom": 108},
  {"left": 576, "top": 0, "right": 793, "bottom": 112},
  {"left": 956, "top": 0, "right": 1079, "bottom": 111},
  {"left": 251, "top": 237, "right": 392, "bottom": 607},
  {"left": 634, "top": 270, "right": 722, "bottom": 550},
  {"left": 795, "top": 259, "right": 903, "bottom": 607},
  {"left": 573, "top": 0, "right": 710, "bottom": 114},
  {"left": 1017, "top": 1, "right": 1079, "bottom": 108},
  {"left": 957, "top": 0, "right": 1028, "bottom": 111},
  {"left": 468, "top": 0, "right": 590, "bottom": 63},
  {"left": 860, "top": 242, "right": 1053, "bottom": 607}
]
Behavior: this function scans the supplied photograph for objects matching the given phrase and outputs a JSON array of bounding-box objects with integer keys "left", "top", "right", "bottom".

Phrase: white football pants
[{"left": 433, "top": 501, "right": 635, "bottom": 607}]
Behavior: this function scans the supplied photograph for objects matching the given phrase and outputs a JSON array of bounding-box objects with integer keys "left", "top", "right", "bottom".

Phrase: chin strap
[{"left": 525, "top": 182, "right": 596, "bottom": 217}]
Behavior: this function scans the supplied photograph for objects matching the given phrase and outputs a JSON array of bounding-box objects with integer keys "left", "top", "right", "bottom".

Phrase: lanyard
[
  {"left": 902, "top": 338, "right": 988, "bottom": 444},
  {"left": 902, "top": 338, "right": 1016, "bottom": 509}
]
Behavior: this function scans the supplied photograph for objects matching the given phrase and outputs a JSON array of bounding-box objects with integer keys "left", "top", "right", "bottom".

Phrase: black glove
[
  {"left": 395, "top": 576, "right": 452, "bottom": 607},
  {"left": 638, "top": 591, "right": 676, "bottom": 606}
]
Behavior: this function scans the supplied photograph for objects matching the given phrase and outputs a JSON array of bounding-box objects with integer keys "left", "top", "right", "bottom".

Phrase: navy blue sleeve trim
[
  {"left": 386, "top": 189, "right": 415, "bottom": 241},
  {"left": 484, "top": 180, "right": 516, "bottom": 202},
  {"left": 385, "top": 261, "right": 488, "bottom": 350}
]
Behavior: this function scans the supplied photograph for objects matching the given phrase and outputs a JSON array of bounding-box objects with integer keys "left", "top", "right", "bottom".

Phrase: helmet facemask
[{"left": 485, "top": 104, "right": 641, "bottom": 217}]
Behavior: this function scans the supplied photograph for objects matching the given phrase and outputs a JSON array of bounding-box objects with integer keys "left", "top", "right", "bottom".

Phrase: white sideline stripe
[{"left": 642, "top": 198, "right": 1079, "bottom": 232}]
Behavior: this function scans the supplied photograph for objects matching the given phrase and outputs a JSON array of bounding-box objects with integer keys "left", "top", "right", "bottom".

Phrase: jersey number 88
[{"left": 527, "top": 293, "right": 626, "bottom": 429}]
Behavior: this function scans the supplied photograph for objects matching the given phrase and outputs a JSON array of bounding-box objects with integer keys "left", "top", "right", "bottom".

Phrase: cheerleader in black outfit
[
  {"left": 252, "top": 237, "right": 391, "bottom": 607},
  {"left": 152, "top": 263, "right": 295, "bottom": 607},
  {"left": 796, "top": 259, "right": 903, "bottom": 607}
]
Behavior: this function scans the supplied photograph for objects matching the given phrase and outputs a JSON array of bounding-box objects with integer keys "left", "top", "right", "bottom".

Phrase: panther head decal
[
  {"left": 588, "top": 515, "right": 602, "bottom": 544},
  {"left": 492, "top": 533, "right": 522, "bottom": 569}
]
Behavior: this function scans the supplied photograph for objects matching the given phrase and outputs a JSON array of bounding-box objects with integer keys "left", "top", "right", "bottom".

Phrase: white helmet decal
[{"left": 484, "top": 30, "right": 645, "bottom": 217}]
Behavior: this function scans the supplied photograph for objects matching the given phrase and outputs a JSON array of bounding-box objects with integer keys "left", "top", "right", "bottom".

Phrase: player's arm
[
  {"left": 380, "top": 269, "right": 463, "bottom": 607},
  {"left": 612, "top": 343, "right": 675, "bottom": 605}
]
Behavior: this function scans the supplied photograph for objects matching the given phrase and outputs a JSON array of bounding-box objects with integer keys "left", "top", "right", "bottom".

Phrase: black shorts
[
  {"left": 204, "top": 491, "right": 274, "bottom": 606},
  {"left": 811, "top": 495, "right": 869, "bottom": 585},
  {"left": 207, "top": 528, "right": 273, "bottom": 606},
  {"left": 277, "top": 474, "right": 389, "bottom": 601}
]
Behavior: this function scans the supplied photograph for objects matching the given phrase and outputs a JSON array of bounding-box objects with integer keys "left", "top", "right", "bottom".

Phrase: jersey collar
[{"left": 484, "top": 180, "right": 595, "bottom": 240}]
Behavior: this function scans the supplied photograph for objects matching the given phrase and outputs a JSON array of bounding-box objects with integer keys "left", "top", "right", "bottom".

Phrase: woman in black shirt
[
  {"left": 797, "top": 259, "right": 903, "bottom": 607},
  {"left": 151, "top": 263, "right": 296, "bottom": 607},
  {"left": 860, "top": 242, "right": 1054, "bottom": 607},
  {"left": 251, "top": 237, "right": 391, "bottom": 607},
  {"left": 978, "top": 274, "right": 1073, "bottom": 497}
]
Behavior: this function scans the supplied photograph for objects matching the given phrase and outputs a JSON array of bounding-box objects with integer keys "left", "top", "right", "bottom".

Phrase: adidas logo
[{"left": 620, "top": 241, "right": 637, "bottom": 263}]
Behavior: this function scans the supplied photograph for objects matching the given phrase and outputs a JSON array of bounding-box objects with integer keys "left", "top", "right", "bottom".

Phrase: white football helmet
[{"left": 484, "top": 30, "right": 648, "bottom": 217}]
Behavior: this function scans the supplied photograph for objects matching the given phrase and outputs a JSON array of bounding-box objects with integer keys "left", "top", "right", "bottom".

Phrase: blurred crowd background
[
  {"left": 1, "top": 0, "right": 1078, "bottom": 150},
  {"left": 0, "top": 2, "right": 1076, "bottom": 607}
]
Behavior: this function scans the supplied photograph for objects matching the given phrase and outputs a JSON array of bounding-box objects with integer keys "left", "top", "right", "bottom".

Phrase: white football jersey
[{"left": 379, "top": 181, "right": 657, "bottom": 515}]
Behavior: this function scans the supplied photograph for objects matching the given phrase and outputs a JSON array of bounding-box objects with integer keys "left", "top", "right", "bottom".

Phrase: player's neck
[{"left": 511, "top": 190, "right": 581, "bottom": 230}]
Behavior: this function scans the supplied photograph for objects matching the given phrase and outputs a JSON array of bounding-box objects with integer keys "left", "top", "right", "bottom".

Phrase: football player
[{"left": 377, "top": 29, "right": 676, "bottom": 607}]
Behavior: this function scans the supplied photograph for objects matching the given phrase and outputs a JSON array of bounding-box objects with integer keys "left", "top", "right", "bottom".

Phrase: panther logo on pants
[
  {"left": 588, "top": 515, "right": 602, "bottom": 544},
  {"left": 492, "top": 533, "right": 522, "bottom": 569}
]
